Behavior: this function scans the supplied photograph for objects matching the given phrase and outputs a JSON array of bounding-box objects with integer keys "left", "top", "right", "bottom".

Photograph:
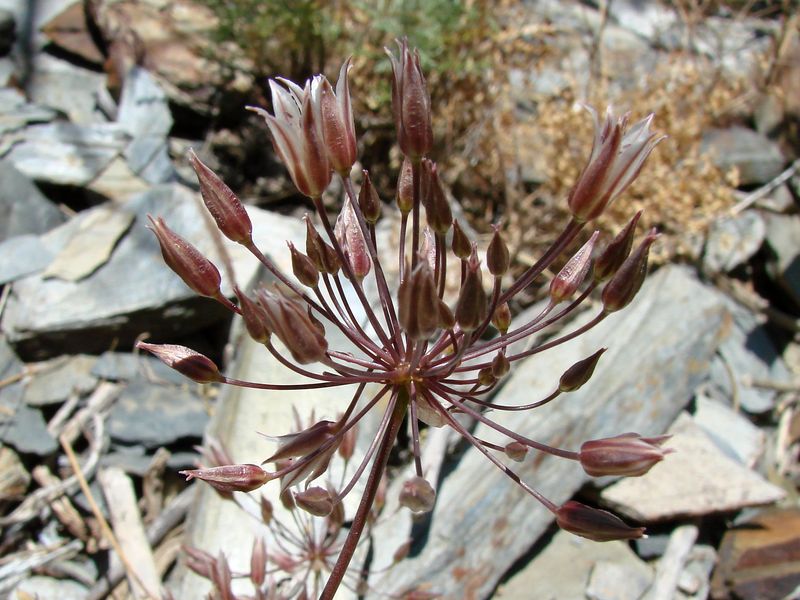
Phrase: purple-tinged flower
[
  {"left": 316, "top": 58, "right": 357, "bottom": 175},
  {"left": 579, "top": 432, "right": 673, "bottom": 477},
  {"left": 136, "top": 342, "right": 223, "bottom": 383},
  {"left": 399, "top": 476, "right": 436, "bottom": 514},
  {"left": 334, "top": 198, "right": 372, "bottom": 280},
  {"left": 555, "top": 500, "right": 646, "bottom": 542},
  {"left": 180, "top": 464, "right": 270, "bottom": 494},
  {"left": 386, "top": 37, "right": 434, "bottom": 159},
  {"left": 549, "top": 231, "right": 599, "bottom": 304},
  {"left": 568, "top": 106, "right": 665, "bottom": 222}
]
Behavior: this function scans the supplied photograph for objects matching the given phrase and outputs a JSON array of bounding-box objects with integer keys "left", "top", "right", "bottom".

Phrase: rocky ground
[{"left": 0, "top": 0, "right": 799, "bottom": 599}]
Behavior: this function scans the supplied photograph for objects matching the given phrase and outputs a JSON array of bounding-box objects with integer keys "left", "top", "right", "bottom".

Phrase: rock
[
  {"left": 0, "top": 234, "right": 55, "bottom": 284},
  {"left": 86, "top": 155, "right": 150, "bottom": 202},
  {"left": 5, "top": 121, "right": 129, "bottom": 186},
  {"left": 101, "top": 444, "right": 198, "bottom": 477},
  {"left": 107, "top": 380, "right": 208, "bottom": 447},
  {"left": 0, "top": 87, "right": 57, "bottom": 138},
  {"left": 710, "top": 507, "right": 800, "bottom": 600},
  {"left": 497, "top": 530, "right": 652, "bottom": 600},
  {"left": 763, "top": 212, "right": 800, "bottom": 306},
  {"left": 40, "top": 1, "right": 105, "bottom": 64},
  {"left": 693, "top": 392, "right": 764, "bottom": 467},
  {"left": 23, "top": 354, "right": 97, "bottom": 407},
  {"left": 702, "top": 211, "right": 765, "bottom": 274},
  {"left": 368, "top": 265, "right": 728, "bottom": 598},
  {"left": 701, "top": 127, "right": 785, "bottom": 187},
  {"left": 600, "top": 413, "right": 785, "bottom": 521},
  {"left": 0, "top": 444, "right": 30, "bottom": 500},
  {"left": 12, "top": 575, "right": 88, "bottom": 600},
  {"left": 0, "top": 160, "right": 64, "bottom": 243},
  {"left": 677, "top": 544, "right": 716, "bottom": 600},
  {"left": 607, "top": 0, "right": 678, "bottom": 41},
  {"left": 27, "top": 53, "right": 107, "bottom": 124},
  {"left": 1, "top": 184, "right": 302, "bottom": 358}
]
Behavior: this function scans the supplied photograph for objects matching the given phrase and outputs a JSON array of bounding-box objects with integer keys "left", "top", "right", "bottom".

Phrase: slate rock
[
  {"left": 101, "top": 444, "right": 199, "bottom": 477},
  {"left": 587, "top": 558, "right": 653, "bottom": 600},
  {"left": 23, "top": 354, "right": 97, "bottom": 406},
  {"left": 701, "top": 127, "right": 785, "bottom": 187},
  {"left": 0, "top": 87, "right": 57, "bottom": 137},
  {"left": 0, "top": 161, "right": 65, "bottom": 242},
  {"left": 693, "top": 393, "right": 764, "bottom": 467},
  {"left": 369, "top": 265, "right": 728, "bottom": 598},
  {"left": 702, "top": 211, "right": 765, "bottom": 274},
  {"left": 600, "top": 413, "right": 785, "bottom": 521},
  {"left": 0, "top": 444, "right": 30, "bottom": 499},
  {"left": 40, "top": 1, "right": 105, "bottom": 64},
  {"left": 0, "top": 234, "right": 55, "bottom": 284},
  {"left": 107, "top": 380, "right": 208, "bottom": 447},
  {"left": 27, "top": 53, "right": 106, "bottom": 124},
  {"left": 763, "top": 212, "right": 800, "bottom": 306},
  {"left": 12, "top": 575, "right": 88, "bottom": 600}
]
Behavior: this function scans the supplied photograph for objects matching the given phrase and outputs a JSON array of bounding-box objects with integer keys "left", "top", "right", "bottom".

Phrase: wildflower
[
  {"left": 149, "top": 49, "right": 666, "bottom": 599},
  {"left": 179, "top": 464, "right": 270, "bottom": 494}
]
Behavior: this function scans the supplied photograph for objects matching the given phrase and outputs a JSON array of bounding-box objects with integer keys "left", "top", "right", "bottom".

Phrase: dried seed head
[
  {"left": 295, "top": 486, "right": 334, "bottom": 517},
  {"left": 455, "top": 245, "right": 487, "bottom": 332},
  {"left": 234, "top": 287, "right": 271, "bottom": 344},
  {"left": 451, "top": 219, "right": 471, "bottom": 260},
  {"left": 146, "top": 215, "right": 223, "bottom": 299},
  {"left": 492, "top": 301, "right": 512, "bottom": 334},
  {"left": 559, "top": 348, "right": 606, "bottom": 392},
  {"left": 550, "top": 231, "right": 598, "bottom": 304},
  {"left": 486, "top": 225, "right": 510, "bottom": 277},
  {"left": 136, "top": 342, "right": 223, "bottom": 383},
  {"left": 180, "top": 464, "right": 270, "bottom": 494},
  {"left": 398, "top": 260, "right": 439, "bottom": 340},
  {"left": 358, "top": 170, "right": 382, "bottom": 224},
  {"left": 288, "top": 241, "right": 320, "bottom": 288},
  {"left": 397, "top": 157, "right": 414, "bottom": 214},
  {"left": 580, "top": 433, "right": 673, "bottom": 477},
  {"left": 478, "top": 367, "right": 496, "bottom": 387},
  {"left": 491, "top": 351, "right": 510, "bottom": 378},
  {"left": 555, "top": 500, "right": 646, "bottom": 542},
  {"left": 602, "top": 228, "right": 658, "bottom": 313},
  {"left": 594, "top": 211, "right": 642, "bottom": 282},
  {"left": 189, "top": 150, "right": 253, "bottom": 245},
  {"left": 504, "top": 441, "right": 528, "bottom": 462},
  {"left": 399, "top": 476, "right": 436, "bottom": 513}
]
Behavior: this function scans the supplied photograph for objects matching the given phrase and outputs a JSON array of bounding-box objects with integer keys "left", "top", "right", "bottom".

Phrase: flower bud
[
  {"left": 397, "top": 157, "right": 414, "bottom": 214},
  {"left": 455, "top": 245, "right": 487, "bottom": 332},
  {"left": 212, "top": 552, "right": 233, "bottom": 599},
  {"left": 399, "top": 476, "right": 436, "bottom": 514},
  {"left": 451, "top": 220, "right": 471, "bottom": 260},
  {"left": 550, "top": 231, "right": 598, "bottom": 304},
  {"left": 136, "top": 342, "right": 223, "bottom": 383},
  {"left": 487, "top": 225, "right": 510, "bottom": 277},
  {"left": 555, "top": 500, "right": 645, "bottom": 541},
  {"left": 338, "top": 422, "right": 357, "bottom": 461},
  {"left": 398, "top": 260, "right": 439, "bottom": 340},
  {"left": 180, "top": 464, "right": 270, "bottom": 494},
  {"left": 579, "top": 432, "right": 672, "bottom": 477},
  {"left": 358, "top": 170, "right": 382, "bottom": 224},
  {"left": 288, "top": 241, "right": 319, "bottom": 287},
  {"left": 257, "top": 288, "right": 328, "bottom": 364},
  {"left": 189, "top": 150, "right": 253, "bottom": 245},
  {"left": 250, "top": 537, "right": 267, "bottom": 586},
  {"left": 334, "top": 198, "right": 372, "bottom": 280},
  {"left": 317, "top": 58, "right": 357, "bottom": 175},
  {"left": 504, "top": 441, "right": 528, "bottom": 462},
  {"left": 478, "top": 367, "right": 496, "bottom": 386},
  {"left": 491, "top": 351, "right": 510, "bottom": 378},
  {"left": 492, "top": 302, "right": 512, "bottom": 334},
  {"left": 594, "top": 211, "right": 642, "bottom": 282},
  {"left": 602, "top": 228, "right": 658, "bottom": 313},
  {"left": 184, "top": 545, "right": 216, "bottom": 579},
  {"left": 260, "top": 496, "right": 273, "bottom": 524},
  {"left": 304, "top": 215, "right": 340, "bottom": 275},
  {"left": 234, "top": 287, "right": 272, "bottom": 344},
  {"left": 421, "top": 160, "right": 452, "bottom": 235},
  {"left": 146, "top": 215, "right": 223, "bottom": 299},
  {"left": 265, "top": 420, "right": 338, "bottom": 463},
  {"left": 558, "top": 348, "right": 605, "bottom": 392},
  {"left": 437, "top": 299, "right": 456, "bottom": 330},
  {"left": 295, "top": 486, "right": 334, "bottom": 517},
  {"left": 386, "top": 38, "right": 433, "bottom": 159}
]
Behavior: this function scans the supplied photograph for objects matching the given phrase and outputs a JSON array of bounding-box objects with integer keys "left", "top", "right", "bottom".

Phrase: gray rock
[
  {"left": 5, "top": 121, "right": 129, "bottom": 186},
  {"left": 27, "top": 53, "right": 106, "bottom": 124},
  {"left": 607, "top": 0, "right": 678, "bottom": 41},
  {"left": 677, "top": 544, "right": 716, "bottom": 600},
  {"left": 0, "top": 87, "right": 57, "bottom": 137},
  {"left": 12, "top": 575, "right": 88, "bottom": 600},
  {"left": 0, "top": 161, "right": 65, "bottom": 242},
  {"left": 587, "top": 558, "right": 653, "bottom": 600},
  {"left": 763, "top": 213, "right": 800, "bottom": 306},
  {"left": 101, "top": 444, "right": 199, "bottom": 476},
  {"left": 124, "top": 135, "right": 175, "bottom": 184},
  {"left": 0, "top": 234, "right": 55, "bottom": 283},
  {"left": 702, "top": 211, "right": 765, "bottom": 274},
  {"left": 701, "top": 127, "right": 785, "bottom": 187},
  {"left": 23, "top": 354, "right": 97, "bottom": 406},
  {"left": 107, "top": 380, "right": 208, "bottom": 447},
  {"left": 693, "top": 393, "right": 764, "bottom": 467},
  {"left": 634, "top": 532, "right": 672, "bottom": 560},
  {"left": 600, "top": 413, "right": 785, "bottom": 521},
  {"left": 369, "top": 265, "right": 728, "bottom": 598}
]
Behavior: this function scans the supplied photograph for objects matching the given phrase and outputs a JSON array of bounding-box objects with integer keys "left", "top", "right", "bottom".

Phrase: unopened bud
[
  {"left": 180, "top": 464, "right": 270, "bottom": 494},
  {"left": 559, "top": 349, "right": 605, "bottom": 392},
  {"left": 338, "top": 422, "right": 357, "bottom": 461},
  {"left": 358, "top": 170, "right": 381, "bottom": 224},
  {"left": 478, "top": 367, "right": 496, "bottom": 386},
  {"left": 189, "top": 150, "right": 253, "bottom": 245},
  {"left": 250, "top": 537, "right": 267, "bottom": 586},
  {"left": 451, "top": 219, "right": 471, "bottom": 260},
  {"left": 492, "top": 302, "right": 512, "bottom": 333},
  {"left": 318, "top": 59, "right": 357, "bottom": 175},
  {"left": 491, "top": 352, "right": 510, "bottom": 378},
  {"left": 305, "top": 215, "right": 340, "bottom": 274},
  {"left": 399, "top": 476, "right": 436, "bottom": 513},
  {"left": 455, "top": 245, "right": 487, "bottom": 332},
  {"left": 421, "top": 160, "right": 452, "bottom": 235},
  {"left": 183, "top": 545, "right": 216, "bottom": 579},
  {"left": 437, "top": 299, "right": 456, "bottom": 330},
  {"left": 212, "top": 552, "right": 233, "bottom": 599},
  {"left": 386, "top": 38, "right": 433, "bottom": 159},
  {"left": 146, "top": 215, "right": 222, "bottom": 299},
  {"left": 136, "top": 342, "right": 223, "bottom": 383},
  {"left": 257, "top": 288, "right": 328, "bottom": 364},
  {"left": 398, "top": 260, "right": 439, "bottom": 340},
  {"left": 602, "top": 228, "right": 658, "bottom": 313},
  {"left": 487, "top": 225, "right": 510, "bottom": 277},
  {"left": 265, "top": 420, "right": 338, "bottom": 463},
  {"left": 397, "top": 157, "right": 414, "bottom": 214},
  {"left": 594, "top": 211, "right": 642, "bottom": 282},
  {"left": 295, "top": 486, "right": 334, "bottom": 517},
  {"left": 260, "top": 496, "right": 273, "bottom": 524},
  {"left": 288, "top": 242, "right": 319, "bottom": 287},
  {"left": 234, "top": 287, "right": 271, "bottom": 343},
  {"left": 555, "top": 500, "right": 645, "bottom": 541},
  {"left": 550, "top": 232, "right": 598, "bottom": 304},
  {"left": 579, "top": 433, "right": 672, "bottom": 477},
  {"left": 505, "top": 441, "right": 528, "bottom": 462},
  {"left": 334, "top": 199, "right": 372, "bottom": 280}
]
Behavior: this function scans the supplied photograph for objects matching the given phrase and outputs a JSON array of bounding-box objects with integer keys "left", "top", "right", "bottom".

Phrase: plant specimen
[{"left": 140, "top": 38, "right": 666, "bottom": 599}]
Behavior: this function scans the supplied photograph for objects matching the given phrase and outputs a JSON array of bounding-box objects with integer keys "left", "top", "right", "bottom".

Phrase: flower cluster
[{"left": 140, "top": 38, "right": 667, "bottom": 599}]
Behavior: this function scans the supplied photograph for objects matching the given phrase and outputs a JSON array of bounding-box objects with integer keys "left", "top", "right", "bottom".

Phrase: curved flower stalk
[{"left": 141, "top": 38, "right": 668, "bottom": 599}]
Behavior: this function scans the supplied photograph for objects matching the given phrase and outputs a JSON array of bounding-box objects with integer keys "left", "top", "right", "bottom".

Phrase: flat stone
[
  {"left": 0, "top": 87, "right": 57, "bottom": 136},
  {"left": 702, "top": 211, "right": 765, "bottom": 274},
  {"left": 23, "top": 354, "right": 97, "bottom": 406},
  {"left": 124, "top": 135, "right": 175, "bottom": 184},
  {"left": 86, "top": 155, "right": 150, "bottom": 202},
  {"left": 0, "top": 160, "right": 65, "bottom": 242},
  {"left": 600, "top": 413, "right": 785, "bottom": 521},
  {"left": 369, "top": 265, "right": 728, "bottom": 598},
  {"left": 763, "top": 212, "right": 800, "bottom": 306},
  {"left": 701, "top": 127, "right": 785, "bottom": 187},
  {"left": 693, "top": 393, "right": 764, "bottom": 467},
  {"left": 107, "top": 380, "right": 208, "bottom": 447},
  {"left": 12, "top": 575, "right": 88, "bottom": 600},
  {"left": 118, "top": 66, "right": 173, "bottom": 138},
  {"left": 497, "top": 530, "right": 652, "bottom": 600},
  {"left": 0, "top": 234, "right": 55, "bottom": 284},
  {"left": 41, "top": 1, "right": 105, "bottom": 64},
  {"left": 711, "top": 507, "right": 800, "bottom": 600},
  {"left": 101, "top": 445, "right": 198, "bottom": 477},
  {"left": 587, "top": 557, "right": 653, "bottom": 600},
  {"left": 27, "top": 53, "right": 106, "bottom": 124},
  {"left": 678, "top": 544, "right": 716, "bottom": 600}
]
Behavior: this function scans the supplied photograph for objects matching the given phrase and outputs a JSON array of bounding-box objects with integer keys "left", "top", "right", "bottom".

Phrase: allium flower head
[{"left": 146, "top": 48, "right": 668, "bottom": 599}]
